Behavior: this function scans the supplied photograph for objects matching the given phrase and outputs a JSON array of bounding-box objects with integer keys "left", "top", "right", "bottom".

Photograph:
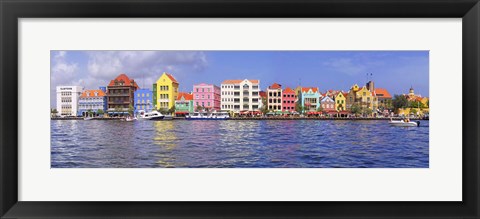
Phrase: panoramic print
[{"left": 51, "top": 51, "right": 429, "bottom": 168}]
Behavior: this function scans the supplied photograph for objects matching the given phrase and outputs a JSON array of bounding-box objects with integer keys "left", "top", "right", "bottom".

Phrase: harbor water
[{"left": 51, "top": 120, "right": 429, "bottom": 168}]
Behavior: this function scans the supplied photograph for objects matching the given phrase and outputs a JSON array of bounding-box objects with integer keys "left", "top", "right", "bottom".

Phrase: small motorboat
[
  {"left": 124, "top": 116, "right": 137, "bottom": 122},
  {"left": 388, "top": 119, "right": 420, "bottom": 127},
  {"left": 83, "top": 117, "right": 94, "bottom": 121}
]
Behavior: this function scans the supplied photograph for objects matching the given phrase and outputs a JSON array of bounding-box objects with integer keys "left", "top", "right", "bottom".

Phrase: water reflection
[{"left": 51, "top": 120, "right": 429, "bottom": 168}]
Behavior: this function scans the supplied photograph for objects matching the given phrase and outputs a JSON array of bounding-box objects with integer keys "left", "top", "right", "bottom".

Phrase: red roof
[
  {"left": 283, "top": 87, "right": 295, "bottom": 94},
  {"left": 259, "top": 91, "right": 267, "bottom": 98},
  {"left": 165, "top": 73, "right": 179, "bottom": 84},
  {"left": 222, "top": 79, "right": 259, "bottom": 84},
  {"left": 177, "top": 92, "right": 193, "bottom": 101},
  {"left": 269, "top": 83, "right": 282, "bottom": 89},
  {"left": 108, "top": 74, "right": 139, "bottom": 88},
  {"left": 375, "top": 88, "right": 392, "bottom": 98},
  {"left": 80, "top": 89, "right": 106, "bottom": 98},
  {"left": 301, "top": 87, "right": 319, "bottom": 93}
]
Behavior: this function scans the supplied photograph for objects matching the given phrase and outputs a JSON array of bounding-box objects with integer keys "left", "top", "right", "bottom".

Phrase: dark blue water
[{"left": 51, "top": 120, "right": 429, "bottom": 168}]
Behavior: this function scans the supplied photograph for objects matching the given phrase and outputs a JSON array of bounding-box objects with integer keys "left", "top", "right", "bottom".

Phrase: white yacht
[{"left": 137, "top": 110, "right": 165, "bottom": 121}]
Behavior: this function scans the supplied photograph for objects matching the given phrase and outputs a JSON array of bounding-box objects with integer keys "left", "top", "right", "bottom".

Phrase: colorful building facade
[
  {"left": 154, "top": 72, "right": 179, "bottom": 111},
  {"left": 193, "top": 83, "right": 221, "bottom": 111},
  {"left": 334, "top": 92, "right": 347, "bottom": 111},
  {"left": 134, "top": 89, "right": 153, "bottom": 114},
  {"left": 106, "top": 74, "right": 138, "bottom": 115},
  {"left": 267, "top": 83, "right": 282, "bottom": 111},
  {"left": 321, "top": 96, "right": 335, "bottom": 112},
  {"left": 282, "top": 87, "right": 296, "bottom": 112},
  {"left": 78, "top": 88, "right": 107, "bottom": 117},
  {"left": 220, "top": 79, "right": 261, "bottom": 112},
  {"left": 175, "top": 92, "right": 194, "bottom": 116},
  {"left": 300, "top": 87, "right": 320, "bottom": 112}
]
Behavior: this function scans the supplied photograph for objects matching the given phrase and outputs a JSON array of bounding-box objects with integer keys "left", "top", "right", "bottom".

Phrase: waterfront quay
[{"left": 51, "top": 116, "right": 427, "bottom": 121}]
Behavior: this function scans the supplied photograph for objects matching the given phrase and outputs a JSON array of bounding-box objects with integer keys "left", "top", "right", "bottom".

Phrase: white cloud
[{"left": 83, "top": 51, "right": 208, "bottom": 89}]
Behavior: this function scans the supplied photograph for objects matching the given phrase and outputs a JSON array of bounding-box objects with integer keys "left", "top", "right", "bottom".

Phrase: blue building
[
  {"left": 77, "top": 87, "right": 108, "bottom": 117},
  {"left": 134, "top": 89, "right": 153, "bottom": 114},
  {"left": 300, "top": 87, "right": 321, "bottom": 112}
]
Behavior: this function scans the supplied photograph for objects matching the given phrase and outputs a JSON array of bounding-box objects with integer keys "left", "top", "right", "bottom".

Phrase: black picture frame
[{"left": 1, "top": 0, "right": 479, "bottom": 218}]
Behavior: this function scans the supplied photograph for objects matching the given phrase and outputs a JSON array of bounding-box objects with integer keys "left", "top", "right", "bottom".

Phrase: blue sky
[{"left": 50, "top": 51, "right": 429, "bottom": 108}]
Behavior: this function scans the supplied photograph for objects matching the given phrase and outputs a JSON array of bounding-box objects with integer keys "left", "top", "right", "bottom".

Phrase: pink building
[
  {"left": 193, "top": 83, "right": 221, "bottom": 111},
  {"left": 282, "top": 87, "right": 297, "bottom": 112}
]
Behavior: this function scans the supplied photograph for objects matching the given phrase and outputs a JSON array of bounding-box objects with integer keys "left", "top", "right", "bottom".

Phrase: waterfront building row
[{"left": 55, "top": 71, "right": 426, "bottom": 117}]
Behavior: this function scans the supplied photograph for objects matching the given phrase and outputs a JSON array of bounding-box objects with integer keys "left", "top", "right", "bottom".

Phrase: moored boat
[
  {"left": 124, "top": 116, "right": 137, "bottom": 122},
  {"left": 83, "top": 117, "right": 94, "bottom": 121},
  {"left": 137, "top": 110, "right": 165, "bottom": 120},
  {"left": 186, "top": 111, "right": 230, "bottom": 120},
  {"left": 388, "top": 119, "right": 420, "bottom": 127}
]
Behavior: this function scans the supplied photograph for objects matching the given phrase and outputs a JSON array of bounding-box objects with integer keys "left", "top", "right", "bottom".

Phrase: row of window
[
  {"left": 136, "top": 93, "right": 150, "bottom": 97},
  {"left": 79, "top": 98, "right": 104, "bottom": 102},
  {"left": 195, "top": 102, "right": 211, "bottom": 107},
  {"left": 136, "top": 99, "right": 151, "bottom": 104},
  {"left": 195, "top": 94, "right": 211, "bottom": 99},
  {"left": 135, "top": 105, "right": 152, "bottom": 110},
  {"left": 86, "top": 92, "right": 100, "bottom": 97},
  {"left": 221, "top": 105, "right": 260, "bottom": 109},
  {"left": 61, "top": 98, "right": 72, "bottom": 103},
  {"left": 221, "top": 85, "right": 259, "bottom": 90},
  {"left": 109, "top": 97, "right": 129, "bottom": 102},
  {"left": 322, "top": 104, "right": 334, "bottom": 108},
  {"left": 59, "top": 92, "right": 72, "bottom": 96},
  {"left": 159, "top": 94, "right": 169, "bottom": 99},
  {"left": 195, "top": 88, "right": 212, "bottom": 93}
]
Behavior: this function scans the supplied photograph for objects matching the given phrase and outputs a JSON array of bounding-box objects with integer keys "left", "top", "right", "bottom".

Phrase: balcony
[
  {"left": 108, "top": 101, "right": 130, "bottom": 104},
  {"left": 108, "top": 93, "right": 129, "bottom": 96}
]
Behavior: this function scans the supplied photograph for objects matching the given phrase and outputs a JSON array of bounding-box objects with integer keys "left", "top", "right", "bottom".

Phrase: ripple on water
[{"left": 51, "top": 120, "right": 429, "bottom": 168}]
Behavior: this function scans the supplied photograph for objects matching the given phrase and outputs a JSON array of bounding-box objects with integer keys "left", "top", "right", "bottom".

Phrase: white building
[
  {"left": 56, "top": 86, "right": 83, "bottom": 116},
  {"left": 221, "top": 79, "right": 260, "bottom": 112}
]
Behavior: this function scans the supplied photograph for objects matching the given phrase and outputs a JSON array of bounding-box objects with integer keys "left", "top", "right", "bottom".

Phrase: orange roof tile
[
  {"left": 269, "top": 83, "right": 282, "bottom": 89},
  {"left": 283, "top": 87, "right": 295, "bottom": 94},
  {"left": 80, "top": 89, "right": 106, "bottom": 98},
  {"left": 374, "top": 88, "right": 392, "bottom": 98},
  {"left": 222, "top": 79, "right": 259, "bottom": 84},
  {"left": 165, "top": 73, "right": 179, "bottom": 84},
  {"left": 108, "top": 73, "right": 139, "bottom": 88},
  {"left": 301, "top": 87, "right": 319, "bottom": 93},
  {"left": 177, "top": 92, "right": 193, "bottom": 101}
]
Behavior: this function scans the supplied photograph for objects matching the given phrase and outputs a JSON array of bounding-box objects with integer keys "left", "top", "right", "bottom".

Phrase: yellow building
[
  {"left": 356, "top": 86, "right": 378, "bottom": 110},
  {"left": 154, "top": 72, "right": 179, "bottom": 110},
  {"left": 335, "top": 92, "right": 347, "bottom": 111}
]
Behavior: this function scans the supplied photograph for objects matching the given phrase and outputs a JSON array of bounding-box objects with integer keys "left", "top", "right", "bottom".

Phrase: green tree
[
  {"left": 363, "top": 107, "right": 373, "bottom": 117},
  {"left": 196, "top": 105, "right": 203, "bottom": 112},
  {"left": 260, "top": 98, "right": 269, "bottom": 114},
  {"left": 392, "top": 95, "right": 409, "bottom": 110},
  {"left": 87, "top": 109, "right": 93, "bottom": 117},
  {"left": 128, "top": 104, "right": 134, "bottom": 116},
  {"left": 51, "top": 108, "right": 58, "bottom": 114},
  {"left": 97, "top": 109, "right": 104, "bottom": 115},
  {"left": 350, "top": 103, "right": 361, "bottom": 116},
  {"left": 410, "top": 108, "right": 418, "bottom": 116},
  {"left": 168, "top": 105, "right": 176, "bottom": 114},
  {"left": 295, "top": 102, "right": 304, "bottom": 114}
]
